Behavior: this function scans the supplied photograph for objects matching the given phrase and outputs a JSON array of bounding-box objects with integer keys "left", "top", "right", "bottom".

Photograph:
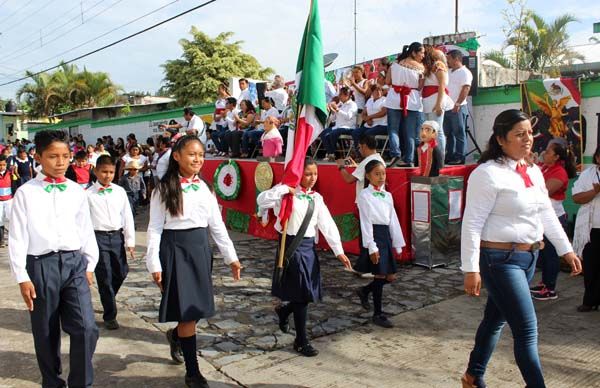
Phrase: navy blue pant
[
  {"left": 94, "top": 230, "right": 129, "bottom": 321},
  {"left": 537, "top": 214, "right": 567, "bottom": 290},
  {"left": 127, "top": 192, "right": 139, "bottom": 217},
  {"left": 323, "top": 127, "right": 353, "bottom": 154},
  {"left": 212, "top": 125, "right": 229, "bottom": 152},
  {"left": 468, "top": 248, "right": 544, "bottom": 387},
  {"left": 351, "top": 125, "right": 388, "bottom": 153},
  {"left": 26, "top": 251, "right": 99, "bottom": 388},
  {"left": 241, "top": 128, "right": 264, "bottom": 154},
  {"left": 443, "top": 105, "right": 468, "bottom": 162}
]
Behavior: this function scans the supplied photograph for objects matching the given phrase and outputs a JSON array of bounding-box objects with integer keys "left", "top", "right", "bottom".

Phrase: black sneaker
[
  {"left": 104, "top": 319, "right": 119, "bottom": 330},
  {"left": 275, "top": 305, "right": 290, "bottom": 333},
  {"left": 387, "top": 156, "right": 401, "bottom": 168},
  {"left": 372, "top": 314, "right": 394, "bottom": 328},
  {"left": 184, "top": 373, "right": 209, "bottom": 388},
  {"left": 356, "top": 288, "right": 370, "bottom": 310},
  {"left": 166, "top": 328, "right": 184, "bottom": 364},
  {"left": 530, "top": 282, "right": 545, "bottom": 293},
  {"left": 293, "top": 341, "right": 319, "bottom": 357}
]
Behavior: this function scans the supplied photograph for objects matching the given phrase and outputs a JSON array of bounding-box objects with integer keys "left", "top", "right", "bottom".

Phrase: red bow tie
[
  {"left": 515, "top": 163, "right": 533, "bottom": 188},
  {"left": 44, "top": 176, "right": 67, "bottom": 184},
  {"left": 180, "top": 177, "right": 201, "bottom": 184},
  {"left": 300, "top": 187, "right": 313, "bottom": 194},
  {"left": 373, "top": 185, "right": 384, "bottom": 192}
]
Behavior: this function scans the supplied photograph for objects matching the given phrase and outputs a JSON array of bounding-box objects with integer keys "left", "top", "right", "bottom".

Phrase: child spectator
[
  {"left": 66, "top": 150, "right": 96, "bottom": 189},
  {"left": 0, "top": 155, "right": 12, "bottom": 247},
  {"left": 13, "top": 146, "right": 34, "bottom": 188},
  {"left": 119, "top": 160, "right": 146, "bottom": 217},
  {"left": 8, "top": 130, "right": 99, "bottom": 387},
  {"left": 87, "top": 155, "right": 135, "bottom": 330},
  {"left": 355, "top": 159, "right": 405, "bottom": 328},
  {"left": 261, "top": 117, "right": 284, "bottom": 162}
]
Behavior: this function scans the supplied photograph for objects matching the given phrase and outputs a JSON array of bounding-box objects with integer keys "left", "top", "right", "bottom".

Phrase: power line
[
  {"left": 0, "top": 0, "right": 35, "bottom": 25},
  {"left": 0, "top": 0, "right": 218, "bottom": 87},
  {"left": 6, "top": 0, "right": 180, "bottom": 74},
  {"left": 0, "top": 0, "right": 113, "bottom": 64},
  {"left": 1, "top": 0, "right": 61, "bottom": 35},
  {"left": 0, "top": 0, "right": 12, "bottom": 9}
]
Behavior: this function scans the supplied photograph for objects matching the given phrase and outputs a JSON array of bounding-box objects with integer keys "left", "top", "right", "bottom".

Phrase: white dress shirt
[
  {"left": 87, "top": 181, "right": 135, "bottom": 248},
  {"left": 352, "top": 153, "right": 385, "bottom": 203},
  {"left": 155, "top": 148, "right": 171, "bottom": 180},
  {"left": 448, "top": 66, "right": 473, "bottom": 106},
  {"left": 256, "top": 184, "right": 344, "bottom": 257},
  {"left": 333, "top": 99, "right": 358, "bottom": 129},
  {"left": 9, "top": 172, "right": 99, "bottom": 283},
  {"left": 186, "top": 115, "right": 206, "bottom": 144},
  {"left": 225, "top": 108, "right": 240, "bottom": 131},
  {"left": 265, "top": 88, "right": 289, "bottom": 111},
  {"left": 238, "top": 88, "right": 253, "bottom": 106},
  {"left": 461, "top": 159, "right": 573, "bottom": 273},
  {"left": 364, "top": 97, "right": 387, "bottom": 128},
  {"left": 385, "top": 62, "right": 423, "bottom": 112},
  {"left": 357, "top": 185, "right": 405, "bottom": 254},
  {"left": 351, "top": 79, "right": 367, "bottom": 109},
  {"left": 146, "top": 179, "right": 238, "bottom": 273}
]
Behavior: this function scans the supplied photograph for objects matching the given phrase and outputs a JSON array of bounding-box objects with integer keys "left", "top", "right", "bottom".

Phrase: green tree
[
  {"left": 15, "top": 63, "right": 121, "bottom": 118},
  {"left": 482, "top": 49, "right": 513, "bottom": 68},
  {"left": 162, "top": 27, "right": 274, "bottom": 105}
]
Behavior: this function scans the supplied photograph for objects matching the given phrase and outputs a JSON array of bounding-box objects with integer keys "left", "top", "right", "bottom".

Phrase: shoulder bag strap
[{"left": 283, "top": 198, "right": 315, "bottom": 260}]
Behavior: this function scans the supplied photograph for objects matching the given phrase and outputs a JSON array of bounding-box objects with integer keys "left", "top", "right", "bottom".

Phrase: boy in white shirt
[
  {"left": 87, "top": 155, "right": 135, "bottom": 330},
  {"left": 322, "top": 87, "right": 358, "bottom": 161},
  {"left": 9, "top": 130, "right": 99, "bottom": 388}
]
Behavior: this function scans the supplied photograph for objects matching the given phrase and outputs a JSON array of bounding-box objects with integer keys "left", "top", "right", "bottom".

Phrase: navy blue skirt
[
  {"left": 355, "top": 224, "right": 397, "bottom": 275},
  {"left": 158, "top": 227, "right": 214, "bottom": 322},
  {"left": 271, "top": 235, "right": 322, "bottom": 303}
]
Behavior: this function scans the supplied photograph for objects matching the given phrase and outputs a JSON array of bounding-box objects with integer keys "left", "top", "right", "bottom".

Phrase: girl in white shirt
[
  {"left": 257, "top": 158, "right": 351, "bottom": 357},
  {"left": 355, "top": 159, "right": 405, "bottom": 328},
  {"left": 460, "top": 109, "right": 581, "bottom": 388},
  {"left": 145, "top": 135, "right": 241, "bottom": 387}
]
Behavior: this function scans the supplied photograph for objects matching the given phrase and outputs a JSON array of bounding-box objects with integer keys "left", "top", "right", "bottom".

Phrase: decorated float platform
[{"left": 205, "top": 158, "right": 477, "bottom": 263}]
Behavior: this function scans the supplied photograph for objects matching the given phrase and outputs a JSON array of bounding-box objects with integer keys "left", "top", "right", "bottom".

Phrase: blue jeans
[
  {"left": 351, "top": 125, "right": 387, "bottom": 152},
  {"left": 538, "top": 214, "right": 568, "bottom": 290},
  {"left": 401, "top": 110, "right": 424, "bottom": 163},
  {"left": 241, "top": 128, "right": 264, "bottom": 154},
  {"left": 468, "top": 248, "right": 544, "bottom": 387},
  {"left": 443, "top": 105, "right": 468, "bottom": 162},
  {"left": 323, "top": 127, "right": 353, "bottom": 155},
  {"left": 212, "top": 125, "right": 228, "bottom": 152},
  {"left": 424, "top": 112, "right": 446, "bottom": 162},
  {"left": 386, "top": 108, "right": 403, "bottom": 158}
]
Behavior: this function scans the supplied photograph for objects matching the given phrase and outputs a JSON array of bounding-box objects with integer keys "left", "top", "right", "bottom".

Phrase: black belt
[
  {"left": 30, "top": 250, "right": 77, "bottom": 260},
  {"left": 95, "top": 229, "right": 122, "bottom": 235}
]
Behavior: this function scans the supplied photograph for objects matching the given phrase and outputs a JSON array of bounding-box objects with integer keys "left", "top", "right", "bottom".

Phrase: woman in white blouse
[
  {"left": 572, "top": 145, "right": 600, "bottom": 312},
  {"left": 460, "top": 109, "right": 581, "bottom": 388}
]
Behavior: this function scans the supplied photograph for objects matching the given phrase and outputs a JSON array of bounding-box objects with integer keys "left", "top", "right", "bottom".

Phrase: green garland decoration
[
  {"left": 333, "top": 213, "right": 360, "bottom": 242},
  {"left": 226, "top": 208, "right": 250, "bottom": 233},
  {"left": 213, "top": 160, "right": 241, "bottom": 201}
]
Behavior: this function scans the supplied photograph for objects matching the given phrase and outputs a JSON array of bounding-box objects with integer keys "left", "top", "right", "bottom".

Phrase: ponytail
[
  {"left": 548, "top": 141, "right": 577, "bottom": 179},
  {"left": 158, "top": 135, "right": 204, "bottom": 217},
  {"left": 479, "top": 109, "right": 531, "bottom": 164},
  {"left": 398, "top": 42, "right": 423, "bottom": 62}
]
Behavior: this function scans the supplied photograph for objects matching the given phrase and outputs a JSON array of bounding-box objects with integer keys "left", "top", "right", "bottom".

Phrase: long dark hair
[
  {"left": 158, "top": 135, "right": 204, "bottom": 217},
  {"left": 479, "top": 109, "right": 531, "bottom": 164},
  {"left": 548, "top": 141, "right": 577, "bottom": 179},
  {"left": 363, "top": 159, "right": 385, "bottom": 188},
  {"left": 398, "top": 42, "right": 423, "bottom": 61}
]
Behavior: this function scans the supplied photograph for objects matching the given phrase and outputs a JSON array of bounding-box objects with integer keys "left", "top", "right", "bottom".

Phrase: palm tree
[
  {"left": 507, "top": 12, "right": 584, "bottom": 73},
  {"left": 483, "top": 49, "right": 513, "bottom": 68},
  {"left": 16, "top": 71, "right": 64, "bottom": 118}
]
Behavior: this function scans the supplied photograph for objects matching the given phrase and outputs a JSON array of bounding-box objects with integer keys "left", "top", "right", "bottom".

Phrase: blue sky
[{"left": 0, "top": 0, "right": 598, "bottom": 100}]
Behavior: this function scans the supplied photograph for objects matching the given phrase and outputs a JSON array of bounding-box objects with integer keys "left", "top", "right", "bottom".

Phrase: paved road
[{"left": 1, "top": 218, "right": 598, "bottom": 387}]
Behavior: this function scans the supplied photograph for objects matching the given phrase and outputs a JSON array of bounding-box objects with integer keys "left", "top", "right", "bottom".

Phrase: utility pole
[
  {"left": 455, "top": 0, "right": 459, "bottom": 33},
  {"left": 353, "top": 0, "right": 357, "bottom": 65}
]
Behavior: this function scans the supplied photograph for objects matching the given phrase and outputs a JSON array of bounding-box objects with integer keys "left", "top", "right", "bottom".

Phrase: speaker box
[
  {"left": 463, "top": 55, "right": 478, "bottom": 96},
  {"left": 256, "top": 82, "right": 268, "bottom": 102}
]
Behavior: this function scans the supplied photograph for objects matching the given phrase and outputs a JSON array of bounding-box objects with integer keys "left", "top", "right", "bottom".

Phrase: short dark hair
[
  {"left": 183, "top": 107, "right": 195, "bottom": 116},
  {"left": 239, "top": 78, "right": 248, "bottom": 84},
  {"left": 339, "top": 86, "right": 351, "bottom": 96},
  {"left": 359, "top": 134, "right": 377, "bottom": 150},
  {"left": 95, "top": 154, "right": 115, "bottom": 168},
  {"left": 17, "top": 146, "right": 26, "bottom": 154},
  {"left": 447, "top": 49, "right": 464, "bottom": 61},
  {"left": 226, "top": 97, "right": 237, "bottom": 106},
  {"left": 0, "top": 155, "right": 7, "bottom": 162},
  {"left": 74, "top": 150, "right": 87, "bottom": 160},
  {"left": 34, "top": 130, "right": 68, "bottom": 155}
]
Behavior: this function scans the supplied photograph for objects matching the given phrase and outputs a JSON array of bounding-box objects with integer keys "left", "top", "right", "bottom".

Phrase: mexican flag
[{"left": 278, "top": 0, "right": 327, "bottom": 224}]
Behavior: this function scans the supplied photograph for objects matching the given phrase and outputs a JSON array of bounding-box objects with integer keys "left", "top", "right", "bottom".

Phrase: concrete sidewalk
[{"left": 1, "top": 229, "right": 599, "bottom": 387}]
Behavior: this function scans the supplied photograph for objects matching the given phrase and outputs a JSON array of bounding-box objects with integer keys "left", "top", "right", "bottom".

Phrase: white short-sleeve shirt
[{"left": 448, "top": 66, "right": 473, "bottom": 106}]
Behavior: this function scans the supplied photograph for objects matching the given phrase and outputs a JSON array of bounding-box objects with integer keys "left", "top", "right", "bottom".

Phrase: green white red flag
[{"left": 278, "top": 0, "right": 327, "bottom": 224}]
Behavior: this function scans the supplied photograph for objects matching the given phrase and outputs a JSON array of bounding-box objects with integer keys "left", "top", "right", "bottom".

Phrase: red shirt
[
  {"left": 0, "top": 170, "right": 12, "bottom": 201},
  {"left": 540, "top": 162, "right": 568, "bottom": 201},
  {"left": 73, "top": 164, "right": 91, "bottom": 184}
]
